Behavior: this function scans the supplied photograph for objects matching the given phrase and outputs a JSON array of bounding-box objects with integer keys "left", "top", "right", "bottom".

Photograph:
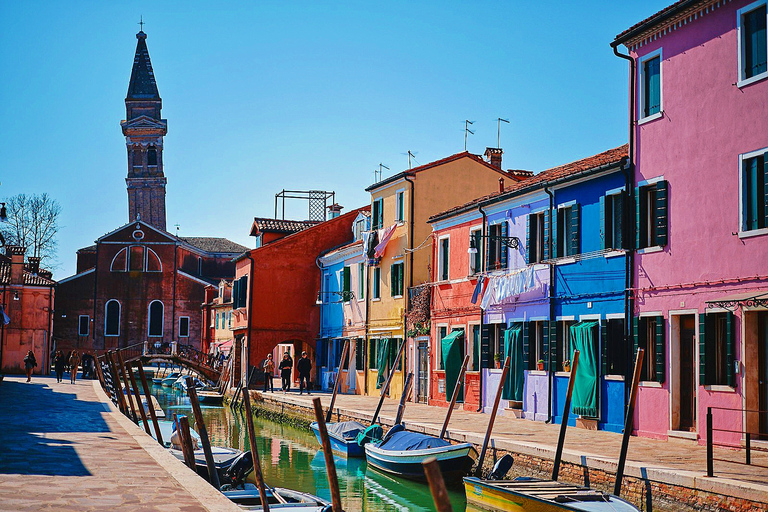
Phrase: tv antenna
[
  {"left": 374, "top": 163, "right": 389, "bottom": 183},
  {"left": 402, "top": 150, "right": 418, "bottom": 169},
  {"left": 496, "top": 118, "right": 510, "bottom": 148},
  {"left": 174, "top": 223, "right": 180, "bottom": 235},
  {"left": 464, "top": 120, "right": 475, "bottom": 151}
]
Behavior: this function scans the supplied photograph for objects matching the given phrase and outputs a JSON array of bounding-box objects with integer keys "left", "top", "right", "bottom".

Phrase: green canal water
[{"left": 151, "top": 383, "right": 468, "bottom": 511}]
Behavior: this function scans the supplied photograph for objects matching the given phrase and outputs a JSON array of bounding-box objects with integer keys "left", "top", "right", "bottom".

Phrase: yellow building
[{"left": 363, "top": 149, "right": 529, "bottom": 400}]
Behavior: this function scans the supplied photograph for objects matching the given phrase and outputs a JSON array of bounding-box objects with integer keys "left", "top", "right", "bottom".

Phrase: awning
[
  {"left": 211, "top": 339, "right": 233, "bottom": 353},
  {"left": 706, "top": 291, "right": 768, "bottom": 309},
  {"left": 569, "top": 321, "right": 599, "bottom": 418}
]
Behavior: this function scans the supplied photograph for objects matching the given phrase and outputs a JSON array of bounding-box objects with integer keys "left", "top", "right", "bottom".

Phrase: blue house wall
[{"left": 318, "top": 260, "right": 345, "bottom": 390}]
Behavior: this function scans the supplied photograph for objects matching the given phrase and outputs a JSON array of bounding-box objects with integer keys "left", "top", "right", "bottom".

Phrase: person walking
[
  {"left": 53, "top": 350, "right": 66, "bottom": 383},
  {"left": 23, "top": 351, "right": 37, "bottom": 382},
  {"left": 262, "top": 354, "right": 275, "bottom": 393},
  {"left": 69, "top": 350, "right": 81, "bottom": 384},
  {"left": 297, "top": 351, "right": 312, "bottom": 395},
  {"left": 279, "top": 353, "right": 292, "bottom": 393}
]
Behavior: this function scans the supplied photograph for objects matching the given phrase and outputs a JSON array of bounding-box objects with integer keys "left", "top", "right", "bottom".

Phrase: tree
[{"left": 1, "top": 193, "right": 61, "bottom": 268}]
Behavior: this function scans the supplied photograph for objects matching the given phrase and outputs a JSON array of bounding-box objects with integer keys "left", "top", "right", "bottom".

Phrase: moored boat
[
  {"left": 170, "top": 445, "right": 252, "bottom": 486},
  {"left": 160, "top": 372, "right": 182, "bottom": 387},
  {"left": 309, "top": 420, "right": 366, "bottom": 458},
  {"left": 197, "top": 390, "right": 224, "bottom": 404},
  {"left": 222, "top": 485, "right": 330, "bottom": 511}
]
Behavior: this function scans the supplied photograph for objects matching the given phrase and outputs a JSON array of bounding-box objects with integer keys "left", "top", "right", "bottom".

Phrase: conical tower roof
[{"left": 126, "top": 31, "right": 159, "bottom": 99}]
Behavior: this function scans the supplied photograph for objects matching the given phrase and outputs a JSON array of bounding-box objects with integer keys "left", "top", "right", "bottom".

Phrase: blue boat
[
  {"left": 310, "top": 420, "right": 366, "bottom": 458},
  {"left": 363, "top": 426, "right": 478, "bottom": 482}
]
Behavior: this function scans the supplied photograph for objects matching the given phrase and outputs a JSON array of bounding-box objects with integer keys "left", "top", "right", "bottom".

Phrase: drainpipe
[
  {"left": 315, "top": 255, "right": 325, "bottom": 382},
  {"left": 364, "top": 257, "right": 371, "bottom": 395},
  {"left": 544, "top": 185, "right": 555, "bottom": 423},
  {"left": 612, "top": 42, "right": 636, "bottom": 402},
  {"left": 47, "top": 284, "right": 54, "bottom": 374},
  {"left": 172, "top": 244, "right": 178, "bottom": 343},
  {"left": 404, "top": 175, "right": 415, "bottom": 396},
  {"left": 93, "top": 243, "right": 99, "bottom": 350},
  {"left": 244, "top": 253, "right": 256, "bottom": 387},
  {"left": 476, "top": 205, "right": 488, "bottom": 412}
]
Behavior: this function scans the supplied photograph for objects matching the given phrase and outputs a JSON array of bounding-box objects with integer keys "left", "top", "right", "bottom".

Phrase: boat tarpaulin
[
  {"left": 569, "top": 321, "right": 599, "bottom": 418},
  {"left": 376, "top": 338, "right": 391, "bottom": 389},
  {"left": 326, "top": 421, "right": 366, "bottom": 440},
  {"left": 378, "top": 431, "right": 452, "bottom": 451},
  {"left": 502, "top": 324, "right": 523, "bottom": 401},
  {"left": 441, "top": 330, "right": 464, "bottom": 401}
]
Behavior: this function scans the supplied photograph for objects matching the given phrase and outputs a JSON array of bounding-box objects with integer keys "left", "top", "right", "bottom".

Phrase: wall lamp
[
  {"left": 315, "top": 291, "right": 356, "bottom": 304},
  {"left": 468, "top": 233, "right": 521, "bottom": 254}
]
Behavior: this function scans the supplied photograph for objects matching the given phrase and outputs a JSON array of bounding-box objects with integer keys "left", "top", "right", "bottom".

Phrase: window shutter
[
  {"left": 549, "top": 321, "right": 558, "bottom": 371},
  {"left": 500, "top": 222, "right": 508, "bottom": 269},
  {"left": 726, "top": 312, "right": 735, "bottom": 388},
  {"left": 635, "top": 186, "right": 641, "bottom": 249},
  {"left": 522, "top": 322, "right": 530, "bottom": 369},
  {"left": 232, "top": 279, "right": 240, "bottom": 309},
  {"left": 526, "top": 215, "right": 532, "bottom": 264},
  {"left": 543, "top": 211, "right": 551, "bottom": 260},
  {"left": 699, "top": 314, "right": 707, "bottom": 386},
  {"left": 633, "top": 317, "right": 640, "bottom": 365},
  {"left": 473, "top": 230, "right": 482, "bottom": 273},
  {"left": 240, "top": 275, "right": 248, "bottom": 308},
  {"left": 655, "top": 315, "right": 665, "bottom": 383},
  {"left": 499, "top": 324, "right": 507, "bottom": 364},
  {"left": 343, "top": 267, "right": 351, "bottom": 299},
  {"left": 378, "top": 200, "right": 384, "bottom": 229},
  {"left": 552, "top": 209, "right": 558, "bottom": 259},
  {"left": 599, "top": 196, "right": 606, "bottom": 250},
  {"left": 763, "top": 152, "right": 768, "bottom": 228},
  {"left": 570, "top": 204, "right": 580, "bottom": 256},
  {"left": 481, "top": 324, "right": 492, "bottom": 369},
  {"left": 616, "top": 192, "right": 625, "bottom": 249},
  {"left": 542, "top": 321, "right": 550, "bottom": 371},
  {"left": 654, "top": 181, "right": 669, "bottom": 247},
  {"left": 600, "top": 320, "right": 608, "bottom": 376},
  {"left": 390, "top": 265, "right": 396, "bottom": 296}
]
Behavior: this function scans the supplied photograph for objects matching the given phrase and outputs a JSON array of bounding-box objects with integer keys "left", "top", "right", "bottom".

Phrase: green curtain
[
  {"left": 376, "top": 338, "right": 391, "bottom": 389},
  {"left": 441, "top": 331, "right": 463, "bottom": 401},
  {"left": 502, "top": 325, "right": 524, "bottom": 401},
  {"left": 570, "top": 321, "right": 599, "bottom": 418}
]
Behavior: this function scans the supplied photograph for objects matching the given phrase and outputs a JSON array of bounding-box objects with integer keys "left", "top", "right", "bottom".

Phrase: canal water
[{"left": 151, "top": 382, "right": 468, "bottom": 511}]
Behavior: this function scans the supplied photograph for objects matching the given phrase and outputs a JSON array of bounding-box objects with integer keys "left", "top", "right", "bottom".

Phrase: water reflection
[{"left": 151, "top": 385, "right": 467, "bottom": 511}]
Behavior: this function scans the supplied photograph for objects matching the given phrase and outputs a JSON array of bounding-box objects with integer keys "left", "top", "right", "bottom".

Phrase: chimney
[
  {"left": 327, "top": 203, "right": 343, "bottom": 219},
  {"left": 484, "top": 147, "right": 503, "bottom": 170},
  {"left": 27, "top": 256, "right": 41, "bottom": 275},
  {"left": 499, "top": 177, "right": 505, "bottom": 193},
  {"left": 7, "top": 246, "right": 25, "bottom": 284}
]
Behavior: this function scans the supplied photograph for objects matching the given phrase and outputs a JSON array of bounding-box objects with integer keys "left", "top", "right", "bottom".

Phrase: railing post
[
  {"left": 706, "top": 407, "right": 714, "bottom": 477},
  {"left": 745, "top": 432, "right": 751, "bottom": 465},
  {"left": 143, "top": 341, "right": 148, "bottom": 355},
  {"left": 171, "top": 341, "right": 178, "bottom": 356}
]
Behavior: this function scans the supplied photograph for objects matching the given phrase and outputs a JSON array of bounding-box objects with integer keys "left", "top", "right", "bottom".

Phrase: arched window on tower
[
  {"left": 148, "top": 300, "right": 164, "bottom": 337},
  {"left": 105, "top": 299, "right": 121, "bottom": 336},
  {"left": 147, "top": 147, "right": 158, "bottom": 167}
]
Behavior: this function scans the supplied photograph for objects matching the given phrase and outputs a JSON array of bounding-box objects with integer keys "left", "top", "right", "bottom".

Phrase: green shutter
[
  {"left": 500, "top": 221, "right": 508, "bottom": 269},
  {"left": 543, "top": 211, "right": 551, "bottom": 260},
  {"left": 600, "top": 320, "right": 608, "bottom": 376},
  {"left": 526, "top": 215, "right": 532, "bottom": 264},
  {"left": 343, "top": 267, "right": 351, "bottom": 299},
  {"left": 699, "top": 314, "right": 707, "bottom": 386},
  {"left": 232, "top": 279, "right": 240, "bottom": 309},
  {"left": 481, "top": 324, "right": 492, "bottom": 369},
  {"left": 473, "top": 230, "right": 482, "bottom": 273},
  {"left": 635, "top": 186, "right": 642, "bottom": 249},
  {"left": 570, "top": 204, "right": 580, "bottom": 256},
  {"left": 599, "top": 196, "right": 606, "bottom": 250},
  {"left": 542, "top": 321, "right": 550, "bottom": 371},
  {"left": 655, "top": 315, "right": 665, "bottom": 383},
  {"left": 549, "top": 321, "right": 558, "bottom": 371},
  {"left": 655, "top": 181, "right": 669, "bottom": 247},
  {"left": 390, "top": 265, "right": 396, "bottom": 297},
  {"left": 763, "top": 152, "right": 768, "bottom": 228},
  {"left": 523, "top": 322, "right": 530, "bottom": 369},
  {"left": 726, "top": 312, "right": 735, "bottom": 388}
]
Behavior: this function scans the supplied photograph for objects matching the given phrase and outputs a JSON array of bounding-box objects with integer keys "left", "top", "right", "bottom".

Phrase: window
[
  {"left": 470, "top": 324, "right": 480, "bottom": 371},
  {"left": 105, "top": 299, "right": 120, "bottom": 336},
  {"left": 396, "top": 190, "right": 405, "bottom": 222},
  {"left": 353, "top": 218, "right": 367, "bottom": 241},
  {"left": 391, "top": 262, "right": 404, "bottom": 297},
  {"left": 742, "top": 151, "right": 767, "bottom": 232},
  {"left": 640, "top": 49, "right": 661, "bottom": 121},
  {"left": 147, "top": 147, "right": 158, "bottom": 166},
  {"left": 355, "top": 338, "right": 365, "bottom": 370},
  {"left": 372, "top": 198, "right": 384, "bottom": 230},
  {"left": 197, "top": 257, "right": 203, "bottom": 276},
  {"left": 437, "top": 326, "right": 448, "bottom": 370},
  {"left": 636, "top": 181, "right": 668, "bottom": 249},
  {"left": 556, "top": 204, "right": 580, "bottom": 258},
  {"left": 635, "top": 316, "right": 665, "bottom": 383},
  {"left": 232, "top": 275, "right": 248, "bottom": 309},
  {"left": 739, "top": 2, "right": 768, "bottom": 85},
  {"left": 700, "top": 312, "right": 735, "bottom": 387},
  {"left": 601, "top": 192, "right": 625, "bottom": 250},
  {"left": 486, "top": 222, "right": 508, "bottom": 271},
  {"left": 368, "top": 339, "right": 379, "bottom": 369},
  {"left": 469, "top": 228, "right": 482, "bottom": 274},
  {"left": 358, "top": 263, "right": 365, "bottom": 300},
  {"left": 604, "top": 318, "right": 626, "bottom": 376},
  {"left": 438, "top": 237, "right": 449, "bottom": 281},
  {"left": 146, "top": 248, "right": 162, "bottom": 272},
  {"left": 526, "top": 321, "right": 546, "bottom": 370},
  {"left": 254, "top": 234, "right": 263, "bottom": 248},
  {"left": 179, "top": 317, "right": 190, "bottom": 337},
  {"left": 557, "top": 320, "right": 576, "bottom": 371},
  {"left": 342, "top": 266, "right": 351, "bottom": 302},
  {"left": 148, "top": 300, "right": 164, "bottom": 337},
  {"left": 78, "top": 315, "right": 89, "bottom": 337},
  {"left": 526, "top": 212, "right": 546, "bottom": 264},
  {"left": 111, "top": 248, "right": 127, "bottom": 272},
  {"left": 129, "top": 246, "right": 144, "bottom": 271},
  {"left": 372, "top": 267, "right": 381, "bottom": 299}
]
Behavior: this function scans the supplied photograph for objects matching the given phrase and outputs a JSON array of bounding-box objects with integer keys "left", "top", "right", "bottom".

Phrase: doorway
[
  {"left": 678, "top": 315, "right": 696, "bottom": 431},
  {"left": 417, "top": 340, "right": 429, "bottom": 404}
]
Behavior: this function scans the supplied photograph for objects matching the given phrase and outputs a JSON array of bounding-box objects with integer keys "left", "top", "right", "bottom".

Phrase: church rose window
[
  {"left": 105, "top": 300, "right": 120, "bottom": 336},
  {"left": 148, "top": 300, "right": 164, "bottom": 337}
]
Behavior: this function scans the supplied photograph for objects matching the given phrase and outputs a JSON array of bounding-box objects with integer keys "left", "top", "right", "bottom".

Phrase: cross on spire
[{"left": 138, "top": 16, "right": 145, "bottom": 32}]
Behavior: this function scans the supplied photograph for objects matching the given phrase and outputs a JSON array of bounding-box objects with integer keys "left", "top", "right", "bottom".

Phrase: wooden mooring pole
[
  {"left": 186, "top": 376, "right": 221, "bottom": 489},
  {"left": 177, "top": 415, "right": 197, "bottom": 471},
  {"left": 440, "top": 354, "right": 469, "bottom": 439},
  {"left": 241, "top": 384, "right": 275, "bottom": 511},
  {"left": 475, "top": 355, "right": 511, "bottom": 477},
  {"left": 552, "top": 350, "right": 580, "bottom": 481},
  {"left": 422, "top": 456, "right": 453, "bottom": 512},
  {"left": 371, "top": 339, "right": 406, "bottom": 425},
  {"left": 395, "top": 373, "right": 414, "bottom": 425},
  {"left": 135, "top": 363, "right": 164, "bottom": 446},
  {"left": 614, "top": 348, "right": 644, "bottom": 496},
  {"left": 325, "top": 339, "right": 350, "bottom": 423},
  {"left": 312, "top": 397, "right": 343, "bottom": 512},
  {"left": 125, "top": 363, "right": 151, "bottom": 435}
]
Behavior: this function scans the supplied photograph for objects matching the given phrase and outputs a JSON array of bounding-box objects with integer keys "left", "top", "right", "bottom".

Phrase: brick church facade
[{"left": 53, "top": 30, "right": 246, "bottom": 354}]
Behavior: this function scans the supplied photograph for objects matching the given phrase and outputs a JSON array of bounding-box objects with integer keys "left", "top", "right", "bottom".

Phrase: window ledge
[
  {"left": 371, "top": 298, "right": 381, "bottom": 302},
  {"left": 555, "top": 257, "right": 577, "bottom": 266},
  {"left": 604, "top": 375, "right": 625, "bottom": 381},
  {"left": 392, "top": 295, "right": 403, "bottom": 299},
  {"left": 528, "top": 370, "right": 547, "bottom": 376},
  {"left": 639, "top": 381, "right": 662, "bottom": 388},
  {"left": 638, "top": 111, "right": 664, "bottom": 125},
  {"left": 704, "top": 385, "right": 736, "bottom": 393},
  {"left": 603, "top": 250, "right": 626, "bottom": 259},
  {"left": 738, "top": 228, "right": 768, "bottom": 239},
  {"left": 554, "top": 371, "right": 571, "bottom": 377},
  {"left": 737, "top": 71, "right": 768, "bottom": 89},
  {"left": 637, "top": 246, "right": 664, "bottom": 255}
]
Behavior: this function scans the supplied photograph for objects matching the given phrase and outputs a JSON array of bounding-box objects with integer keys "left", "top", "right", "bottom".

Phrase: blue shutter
[
  {"left": 699, "top": 314, "right": 707, "bottom": 386},
  {"left": 552, "top": 209, "right": 558, "bottom": 259},
  {"left": 526, "top": 215, "right": 532, "bottom": 264},
  {"left": 599, "top": 195, "right": 606, "bottom": 250},
  {"left": 570, "top": 204, "right": 580, "bottom": 256},
  {"left": 543, "top": 211, "right": 551, "bottom": 260},
  {"left": 655, "top": 181, "right": 669, "bottom": 247},
  {"left": 615, "top": 192, "right": 625, "bottom": 249},
  {"left": 726, "top": 312, "right": 735, "bottom": 388}
]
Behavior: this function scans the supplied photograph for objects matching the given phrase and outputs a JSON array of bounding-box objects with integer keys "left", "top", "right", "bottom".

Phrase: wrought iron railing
[{"left": 706, "top": 406, "right": 768, "bottom": 477}]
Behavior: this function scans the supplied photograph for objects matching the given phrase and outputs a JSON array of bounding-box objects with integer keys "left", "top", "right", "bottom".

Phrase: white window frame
[
  {"left": 148, "top": 300, "right": 164, "bottom": 337},
  {"left": 738, "top": 145, "right": 768, "bottom": 237},
  {"left": 529, "top": 211, "right": 547, "bottom": 264},
  {"left": 638, "top": 48, "right": 663, "bottom": 124},
  {"left": 468, "top": 321, "right": 481, "bottom": 371},
  {"left": 179, "top": 316, "right": 190, "bottom": 337},
  {"left": 78, "top": 315, "right": 89, "bottom": 337},
  {"left": 436, "top": 323, "right": 449, "bottom": 370},
  {"left": 395, "top": 189, "right": 406, "bottom": 223},
  {"left": 469, "top": 226, "right": 482, "bottom": 275},
  {"left": 391, "top": 262, "right": 404, "bottom": 298},
  {"left": 738, "top": 0, "right": 768, "bottom": 88},
  {"left": 437, "top": 235, "right": 450, "bottom": 282},
  {"left": 372, "top": 267, "right": 381, "bottom": 300},
  {"left": 604, "top": 189, "right": 625, "bottom": 250},
  {"left": 358, "top": 263, "right": 366, "bottom": 302},
  {"left": 104, "top": 299, "right": 121, "bottom": 337}
]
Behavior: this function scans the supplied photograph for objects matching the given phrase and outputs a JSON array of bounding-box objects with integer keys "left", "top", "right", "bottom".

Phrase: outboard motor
[
  {"left": 221, "top": 451, "right": 254, "bottom": 489},
  {"left": 488, "top": 454, "right": 514, "bottom": 480}
]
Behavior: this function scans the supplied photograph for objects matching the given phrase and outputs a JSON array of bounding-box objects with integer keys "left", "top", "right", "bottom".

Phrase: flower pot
[
  {"left": 563, "top": 364, "right": 571, "bottom": 373},
  {"left": 494, "top": 360, "right": 501, "bottom": 369},
  {"left": 536, "top": 362, "right": 544, "bottom": 371}
]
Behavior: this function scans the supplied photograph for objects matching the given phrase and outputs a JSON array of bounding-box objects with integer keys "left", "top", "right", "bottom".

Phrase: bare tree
[{"left": 1, "top": 193, "right": 61, "bottom": 268}]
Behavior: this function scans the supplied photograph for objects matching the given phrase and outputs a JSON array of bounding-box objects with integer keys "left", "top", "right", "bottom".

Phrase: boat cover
[
  {"left": 377, "top": 431, "right": 452, "bottom": 451},
  {"left": 326, "top": 421, "right": 366, "bottom": 440}
]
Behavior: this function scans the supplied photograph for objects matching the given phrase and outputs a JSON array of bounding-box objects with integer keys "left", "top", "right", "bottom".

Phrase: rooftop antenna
[
  {"left": 374, "top": 163, "right": 389, "bottom": 183},
  {"left": 497, "top": 118, "right": 510, "bottom": 148},
  {"left": 407, "top": 151, "right": 418, "bottom": 169},
  {"left": 464, "top": 120, "right": 475, "bottom": 151},
  {"left": 138, "top": 15, "right": 145, "bottom": 32},
  {"left": 174, "top": 223, "right": 180, "bottom": 236}
]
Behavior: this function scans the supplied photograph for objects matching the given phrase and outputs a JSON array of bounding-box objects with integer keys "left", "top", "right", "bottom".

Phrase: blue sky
[{"left": 0, "top": 1, "right": 670, "bottom": 278}]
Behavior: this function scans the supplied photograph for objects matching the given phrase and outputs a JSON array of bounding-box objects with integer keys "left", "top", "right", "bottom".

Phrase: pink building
[{"left": 613, "top": 0, "right": 768, "bottom": 444}]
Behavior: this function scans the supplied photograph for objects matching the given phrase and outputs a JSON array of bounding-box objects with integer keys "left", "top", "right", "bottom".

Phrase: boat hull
[
  {"left": 223, "top": 485, "right": 329, "bottom": 511},
  {"left": 365, "top": 442, "right": 477, "bottom": 482},
  {"left": 310, "top": 422, "right": 365, "bottom": 458}
]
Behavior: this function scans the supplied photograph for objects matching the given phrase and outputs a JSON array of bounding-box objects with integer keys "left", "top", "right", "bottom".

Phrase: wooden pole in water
[
  {"left": 186, "top": 376, "right": 221, "bottom": 489},
  {"left": 422, "top": 456, "right": 453, "bottom": 512},
  {"left": 126, "top": 363, "right": 151, "bottom": 435},
  {"left": 395, "top": 372, "right": 414, "bottom": 425},
  {"left": 475, "top": 355, "right": 511, "bottom": 477},
  {"left": 325, "top": 339, "right": 350, "bottom": 423},
  {"left": 312, "top": 397, "right": 343, "bottom": 512},
  {"left": 614, "top": 348, "right": 644, "bottom": 497},
  {"left": 440, "top": 354, "right": 470, "bottom": 439},
  {"left": 241, "top": 384, "right": 273, "bottom": 511},
  {"left": 371, "top": 339, "right": 406, "bottom": 425},
  {"left": 116, "top": 350, "right": 140, "bottom": 423},
  {"left": 105, "top": 351, "right": 128, "bottom": 416},
  {"left": 135, "top": 363, "right": 164, "bottom": 446},
  {"left": 552, "top": 350, "right": 580, "bottom": 481},
  {"left": 177, "top": 415, "right": 197, "bottom": 471}
]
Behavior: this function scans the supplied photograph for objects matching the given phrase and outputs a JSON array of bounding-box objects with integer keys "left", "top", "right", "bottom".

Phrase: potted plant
[
  {"left": 494, "top": 353, "right": 502, "bottom": 369},
  {"left": 562, "top": 359, "right": 571, "bottom": 372},
  {"left": 537, "top": 359, "right": 545, "bottom": 371}
]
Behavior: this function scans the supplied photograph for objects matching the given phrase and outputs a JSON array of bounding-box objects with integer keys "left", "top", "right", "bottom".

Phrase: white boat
[{"left": 222, "top": 484, "right": 330, "bottom": 511}]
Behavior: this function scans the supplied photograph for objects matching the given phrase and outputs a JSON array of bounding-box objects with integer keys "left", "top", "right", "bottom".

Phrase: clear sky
[{"left": 0, "top": 1, "right": 670, "bottom": 279}]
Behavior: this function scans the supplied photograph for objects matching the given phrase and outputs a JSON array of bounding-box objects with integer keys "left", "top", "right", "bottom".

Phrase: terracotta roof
[
  {"left": 429, "top": 144, "right": 629, "bottom": 223},
  {"left": 613, "top": 0, "right": 705, "bottom": 46},
  {"left": 250, "top": 218, "right": 320, "bottom": 236},
  {"left": 180, "top": 237, "right": 249, "bottom": 254},
  {"left": 0, "top": 258, "right": 56, "bottom": 286}
]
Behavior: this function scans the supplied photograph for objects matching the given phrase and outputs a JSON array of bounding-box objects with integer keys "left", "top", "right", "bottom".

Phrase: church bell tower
[{"left": 121, "top": 29, "right": 168, "bottom": 231}]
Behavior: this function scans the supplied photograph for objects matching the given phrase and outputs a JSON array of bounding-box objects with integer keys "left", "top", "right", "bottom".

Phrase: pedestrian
[
  {"left": 53, "top": 350, "right": 66, "bottom": 383},
  {"left": 69, "top": 350, "right": 80, "bottom": 384},
  {"left": 279, "top": 353, "right": 292, "bottom": 393},
  {"left": 262, "top": 354, "right": 275, "bottom": 393},
  {"left": 23, "top": 350, "right": 37, "bottom": 382},
  {"left": 297, "top": 351, "right": 312, "bottom": 395}
]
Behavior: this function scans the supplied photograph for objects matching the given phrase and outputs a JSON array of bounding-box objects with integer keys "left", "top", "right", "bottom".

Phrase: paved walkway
[
  {"left": 0, "top": 375, "right": 238, "bottom": 512},
  {"left": 259, "top": 390, "right": 768, "bottom": 504}
]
